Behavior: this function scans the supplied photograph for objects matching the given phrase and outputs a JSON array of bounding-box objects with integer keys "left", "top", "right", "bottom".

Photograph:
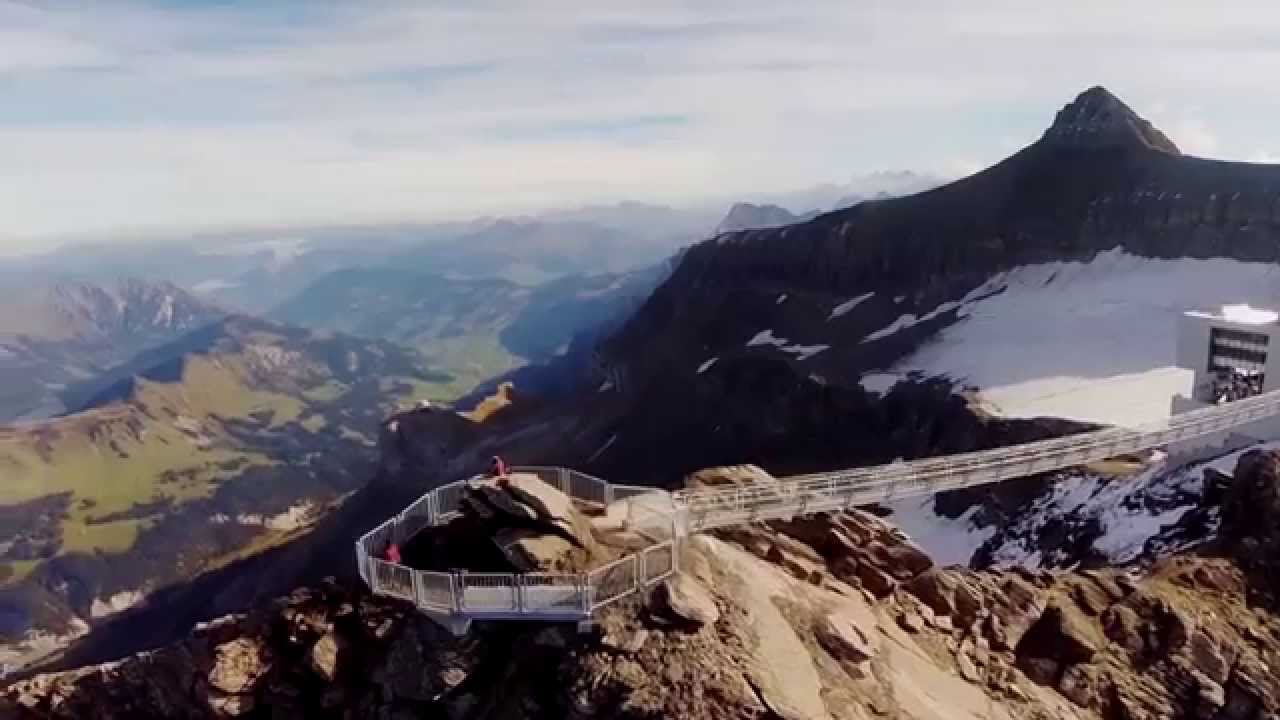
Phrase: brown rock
[
  {"left": 906, "top": 567, "right": 961, "bottom": 616},
  {"left": 957, "top": 652, "right": 982, "bottom": 684},
  {"left": 816, "top": 610, "right": 878, "bottom": 664},
  {"left": 1019, "top": 656, "right": 1060, "bottom": 685},
  {"left": 1067, "top": 577, "right": 1112, "bottom": 616},
  {"left": 1102, "top": 604, "right": 1145, "bottom": 656},
  {"left": 856, "top": 562, "right": 898, "bottom": 598},
  {"left": 308, "top": 632, "right": 343, "bottom": 683},
  {"left": 988, "top": 576, "right": 1046, "bottom": 651},
  {"left": 207, "top": 692, "right": 255, "bottom": 717},
  {"left": 494, "top": 528, "right": 581, "bottom": 572},
  {"left": 897, "top": 610, "right": 925, "bottom": 634},
  {"left": 1185, "top": 630, "right": 1231, "bottom": 685},
  {"left": 1058, "top": 663, "right": 1104, "bottom": 708},
  {"left": 660, "top": 574, "right": 720, "bottom": 626},
  {"left": 1082, "top": 570, "right": 1127, "bottom": 601},
  {"left": 1223, "top": 651, "right": 1278, "bottom": 719},
  {"left": 1017, "top": 604, "right": 1101, "bottom": 665},
  {"left": 207, "top": 637, "right": 271, "bottom": 695},
  {"left": 953, "top": 578, "right": 987, "bottom": 626},
  {"left": 601, "top": 627, "right": 650, "bottom": 655}
]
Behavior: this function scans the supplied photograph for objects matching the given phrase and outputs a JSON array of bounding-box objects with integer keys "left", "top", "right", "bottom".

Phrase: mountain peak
[{"left": 1042, "top": 86, "right": 1180, "bottom": 154}]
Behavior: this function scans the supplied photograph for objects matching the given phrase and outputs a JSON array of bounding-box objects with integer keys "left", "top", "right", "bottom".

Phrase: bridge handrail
[
  {"left": 358, "top": 386, "right": 1280, "bottom": 624},
  {"left": 355, "top": 466, "right": 678, "bottom": 620}
]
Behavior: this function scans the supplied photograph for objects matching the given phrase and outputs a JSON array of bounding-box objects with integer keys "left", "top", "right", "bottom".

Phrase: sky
[{"left": 5, "top": 0, "right": 1280, "bottom": 254}]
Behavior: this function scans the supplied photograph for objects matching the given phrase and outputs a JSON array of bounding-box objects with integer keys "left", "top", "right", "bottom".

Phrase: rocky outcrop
[
  {"left": 487, "top": 473, "right": 607, "bottom": 571},
  {"left": 598, "top": 86, "right": 1280, "bottom": 410},
  {"left": 715, "top": 202, "right": 811, "bottom": 234},
  {"left": 1042, "top": 85, "right": 1180, "bottom": 154},
  {"left": 1221, "top": 449, "right": 1280, "bottom": 594},
  {"left": 8, "top": 501, "right": 1280, "bottom": 720}
]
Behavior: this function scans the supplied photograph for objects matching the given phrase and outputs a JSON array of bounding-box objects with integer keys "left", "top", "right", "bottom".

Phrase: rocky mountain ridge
[
  {"left": 0, "top": 279, "right": 226, "bottom": 422},
  {"left": 7, "top": 449, "right": 1280, "bottom": 719}
]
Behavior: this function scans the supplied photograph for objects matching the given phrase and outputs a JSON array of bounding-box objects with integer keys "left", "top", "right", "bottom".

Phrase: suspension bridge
[{"left": 356, "top": 386, "right": 1280, "bottom": 634}]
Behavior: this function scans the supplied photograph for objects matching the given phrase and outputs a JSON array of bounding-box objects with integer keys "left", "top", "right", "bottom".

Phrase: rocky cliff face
[
  {"left": 8, "top": 462, "right": 1280, "bottom": 719},
  {"left": 600, "top": 86, "right": 1280, "bottom": 396}
]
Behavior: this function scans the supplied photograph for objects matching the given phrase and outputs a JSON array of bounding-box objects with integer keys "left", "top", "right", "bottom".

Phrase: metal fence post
[
  {"left": 558, "top": 467, "right": 571, "bottom": 495},
  {"left": 455, "top": 571, "right": 467, "bottom": 612},
  {"left": 579, "top": 575, "right": 592, "bottom": 615},
  {"left": 514, "top": 575, "right": 524, "bottom": 614}
]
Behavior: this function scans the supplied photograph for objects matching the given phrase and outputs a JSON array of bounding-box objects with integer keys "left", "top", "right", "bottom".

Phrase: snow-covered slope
[{"left": 882, "top": 248, "right": 1280, "bottom": 427}]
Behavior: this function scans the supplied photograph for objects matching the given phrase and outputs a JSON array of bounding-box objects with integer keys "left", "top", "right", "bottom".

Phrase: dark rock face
[
  {"left": 1042, "top": 86, "right": 1181, "bottom": 154},
  {"left": 1221, "top": 449, "right": 1280, "bottom": 593},
  {"left": 600, "top": 86, "right": 1280, "bottom": 402}
]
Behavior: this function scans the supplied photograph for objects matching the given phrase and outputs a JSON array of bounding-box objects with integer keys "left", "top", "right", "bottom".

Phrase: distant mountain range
[
  {"left": 0, "top": 280, "right": 226, "bottom": 422},
  {"left": 269, "top": 263, "right": 671, "bottom": 397}
]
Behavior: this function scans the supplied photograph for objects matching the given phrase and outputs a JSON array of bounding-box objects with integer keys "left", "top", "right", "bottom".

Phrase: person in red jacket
[
  {"left": 384, "top": 542, "right": 402, "bottom": 564},
  {"left": 490, "top": 455, "right": 509, "bottom": 486}
]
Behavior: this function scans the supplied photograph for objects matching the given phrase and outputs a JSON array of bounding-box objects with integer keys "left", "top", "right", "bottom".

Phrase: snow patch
[
  {"left": 887, "top": 497, "right": 996, "bottom": 567},
  {"left": 890, "top": 249, "right": 1280, "bottom": 427},
  {"left": 697, "top": 357, "right": 719, "bottom": 374},
  {"left": 828, "top": 292, "right": 874, "bottom": 320},
  {"left": 90, "top": 590, "right": 145, "bottom": 619},
  {"left": 746, "top": 328, "right": 830, "bottom": 361},
  {"left": 1220, "top": 303, "right": 1278, "bottom": 324},
  {"left": 863, "top": 278, "right": 1003, "bottom": 344},
  {"left": 860, "top": 373, "right": 900, "bottom": 394}
]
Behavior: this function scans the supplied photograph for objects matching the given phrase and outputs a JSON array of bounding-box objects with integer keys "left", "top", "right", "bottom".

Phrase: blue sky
[{"left": 4, "top": 1, "right": 1280, "bottom": 251}]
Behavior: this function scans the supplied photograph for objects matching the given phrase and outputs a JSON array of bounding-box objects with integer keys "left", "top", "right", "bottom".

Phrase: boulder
[
  {"left": 906, "top": 567, "right": 962, "bottom": 617},
  {"left": 494, "top": 528, "right": 582, "bottom": 572},
  {"left": 856, "top": 562, "right": 899, "bottom": 598},
  {"left": 897, "top": 610, "right": 925, "bottom": 634},
  {"left": 1184, "top": 630, "right": 1231, "bottom": 685},
  {"left": 207, "top": 637, "right": 270, "bottom": 696},
  {"left": 816, "top": 610, "right": 878, "bottom": 664},
  {"left": 207, "top": 692, "right": 255, "bottom": 718},
  {"left": 1017, "top": 604, "right": 1101, "bottom": 665},
  {"left": 660, "top": 574, "right": 720, "bottom": 626},
  {"left": 1058, "top": 663, "right": 1105, "bottom": 708},
  {"left": 1102, "top": 604, "right": 1146, "bottom": 656},
  {"left": 308, "top": 631, "right": 343, "bottom": 683},
  {"left": 957, "top": 652, "right": 982, "bottom": 684}
]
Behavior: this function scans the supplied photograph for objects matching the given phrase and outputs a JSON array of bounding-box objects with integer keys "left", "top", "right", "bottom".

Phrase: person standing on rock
[{"left": 491, "top": 455, "right": 509, "bottom": 486}]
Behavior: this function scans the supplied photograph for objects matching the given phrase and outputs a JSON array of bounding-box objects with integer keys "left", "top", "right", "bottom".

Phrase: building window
[{"left": 1206, "top": 328, "right": 1267, "bottom": 403}]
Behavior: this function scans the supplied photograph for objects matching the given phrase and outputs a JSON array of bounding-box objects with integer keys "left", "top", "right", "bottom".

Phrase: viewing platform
[{"left": 355, "top": 467, "right": 680, "bottom": 635}]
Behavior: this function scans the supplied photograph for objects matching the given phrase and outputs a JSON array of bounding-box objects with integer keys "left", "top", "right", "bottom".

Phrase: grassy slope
[{"left": 0, "top": 331, "right": 438, "bottom": 590}]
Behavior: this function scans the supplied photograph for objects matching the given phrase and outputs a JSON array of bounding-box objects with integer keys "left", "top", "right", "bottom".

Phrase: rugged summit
[
  {"left": 598, "top": 85, "right": 1280, "bottom": 420},
  {"left": 715, "top": 202, "right": 815, "bottom": 234},
  {"left": 1043, "top": 86, "right": 1181, "bottom": 154}
]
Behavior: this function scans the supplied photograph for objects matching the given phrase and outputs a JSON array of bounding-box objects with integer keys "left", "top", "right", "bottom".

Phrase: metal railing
[
  {"left": 358, "top": 387, "right": 1280, "bottom": 628},
  {"left": 355, "top": 467, "right": 678, "bottom": 624},
  {"left": 672, "top": 387, "right": 1280, "bottom": 531}
]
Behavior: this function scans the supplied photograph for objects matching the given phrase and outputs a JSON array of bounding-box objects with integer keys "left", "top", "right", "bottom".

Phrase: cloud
[{"left": 5, "top": 1, "right": 1280, "bottom": 250}]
